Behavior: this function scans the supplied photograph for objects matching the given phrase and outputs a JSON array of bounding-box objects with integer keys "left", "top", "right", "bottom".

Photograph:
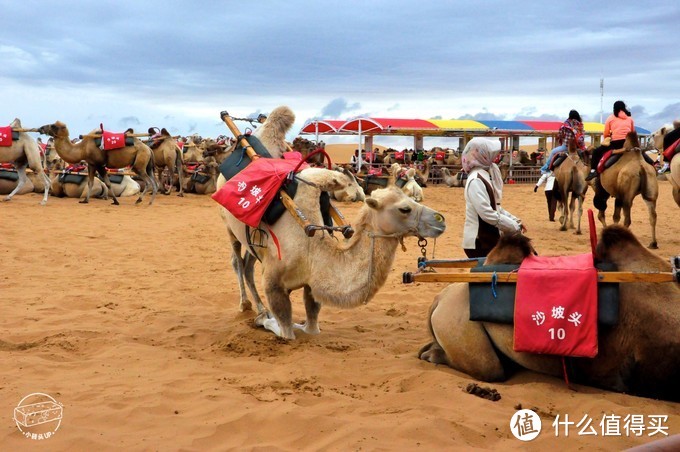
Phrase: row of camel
[{"left": 212, "top": 106, "right": 679, "bottom": 402}]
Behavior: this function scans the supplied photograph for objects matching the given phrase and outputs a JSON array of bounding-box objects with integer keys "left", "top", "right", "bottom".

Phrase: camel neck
[{"left": 53, "top": 136, "right": 87, "bottom": 163}]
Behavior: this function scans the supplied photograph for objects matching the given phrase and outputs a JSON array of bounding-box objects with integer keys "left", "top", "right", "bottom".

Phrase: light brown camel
[
  {"left": 220, "top": 178, "right": 446, "bottom": 339},
  {"left": 0, "top": 168, "right": 42, "bottom": 195},
  {"left": 50, "top": 170, "right": 140, "bottom": 199},
  {"left": 593, "top": 131, "right": 658, "bottom": 248},
  {"left": 190, "top": 157, "right": 219, "bottom": 195},
  {"left": 1, "top": 119, "right": 51, "bottom": 204},
  {"left": 552, "top": 139, "right": 589, "bottom": 233},
  {"left": 440, "top": 167, "right": 465, "bottom": 187},
  {"left": 330, "top": 166, "right": 366, "bottom": 202},
  {"left": 419, "top": 227, "right": 680, "bottom": 402},
  {"left": 651, "top": 121, "right": 680, "bottom": 207},
  {"left": 148, "top": 127, "right": 184, "bottom": 196},
  {"left": 415, "top": 157, "right": 432, "bottom": 186},
  {"left": 401, "top": 168, "right": 423, "bottom": 202},
  {"left": 182, "top": 137, "right": 204, "bottom": 164},
  {"left": 37, "top": 122, "right": 158, "bottom": 205}
]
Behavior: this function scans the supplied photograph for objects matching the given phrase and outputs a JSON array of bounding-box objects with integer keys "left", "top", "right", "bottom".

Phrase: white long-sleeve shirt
[
  {"left": 462, "top": 168, "right": 521, "bottom": 249},
  {"left": 535, "top": 172, "right": 555, "bottom": 191}
]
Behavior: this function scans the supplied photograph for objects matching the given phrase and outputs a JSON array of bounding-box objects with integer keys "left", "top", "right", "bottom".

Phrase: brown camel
[
  {"left": 552, "top": 139, "right": 589, "bottom": 233},
  {"left": 419, "top": 227, "right": 680, "bottom": 401},
  {"left": 330, "top": 166, "right": 366, "bottom": 202},
  {"left": 1, "top": 119, "right": 51, "bottom": 204},
  {"left": 182, "top": 136, "right": 205, "bottom": 164},
  {"left": 37, "top": 122, "right": 158, "bottom": 205},
  {"left": 593, "top": 131, "right": 658, "bottom": 248},
  {"left": 220, "top": 180, "right": 446, "bottom": 339},
  {"left": 148, "top": 127, "right": 184, "bottom": 196},
  {"left": 0, "top": 168, "right": 47, "bottom": 196},
  {"left": 190, "top": 157, "right": 219, "bottom": 195},
  {"left": 651, "top": 121, "right": 680, "bottom": 207},
  {"left": 50, "top": 172, "right": 140, "bottom": 199},
  {"left": 440, "top": 167, "right": 466, "bottom": 187}
]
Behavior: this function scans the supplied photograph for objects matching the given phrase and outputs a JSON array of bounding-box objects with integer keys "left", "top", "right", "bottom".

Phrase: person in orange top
[{"left": 586, "top": 100, "right": 635, "bottom": 180}]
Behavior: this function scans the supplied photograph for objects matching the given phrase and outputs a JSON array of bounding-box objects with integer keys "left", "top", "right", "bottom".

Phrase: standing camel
[
  {"left": 651, "top": 121, "right": 680, "bottom": 207},
  {"left": 148, "top": 127, "right": 184, "bottom": 196},
  {"left": 552, "top": 139, "right": 589, "bottom": 233},
  {"left": 37, "top": 121, "right": 157, "bottom": 205},
  {"left": 1, "top": 119, "right": 50, "bottom": 204},
  {"left": 419, "top": 227, "right": 680, "bottom": 402},
  {"left": 593, "top": 131, "right": 658, "bottom": 248}
]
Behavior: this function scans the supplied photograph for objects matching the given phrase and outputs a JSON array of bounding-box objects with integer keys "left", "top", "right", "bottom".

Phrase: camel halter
[{"left": 362, "top": 206, "right": 425, "bottom": 305}]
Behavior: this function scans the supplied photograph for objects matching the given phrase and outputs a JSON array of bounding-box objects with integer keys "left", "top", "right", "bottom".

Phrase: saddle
[
  {"left": 191, "top": 171, "right": 211, "bottom": 184},
  {"left": 0, "top": 126, "right": 19, "bottom": 146},
  {"left": 663, "top": 126, "right": 680, "bottom": 162},
  {"left": 0, "top": 168, "right": 19, "bottom": 181},
  {"left": 548, "top": 151, "right": 567, "bottom": 171},
  {"left": 597, "top": 149, "right": 656, "bottom": 174}
]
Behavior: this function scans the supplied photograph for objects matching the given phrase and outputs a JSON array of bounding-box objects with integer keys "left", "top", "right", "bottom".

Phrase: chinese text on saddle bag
[
  {"left": 513, "top": 253, "right": 598, "bottom": 358},
  {"left": 212, "top": 158, "right": 306, "bottom": 227}
]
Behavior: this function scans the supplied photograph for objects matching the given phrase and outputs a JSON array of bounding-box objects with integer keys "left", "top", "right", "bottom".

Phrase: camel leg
[
  {"left": 98, "top": 168, "right": 120, "bottom": 205},
  {"left": 642, "top": 198, "right": 658, "bottom": 249},
  {"left": 293, "top": 285, "right": 321, "bottom": 334},
  {"left": 243, "top": 253, "right": 266, "bottom": 314},
  {"left": 612, "top": 199, "right": 623, "bottom": 224},
  {"left": 574, "top": 195, "right": 583, "bottom": 235},
  {"left": 80, "top": 168, "right": 97, "bottom": 204},
  {"left": 38, "top": 170, "right": 50, "bottom": 205},
  {"left": 4, "top": 165, "right": 28, "bottom": 202},
  {"left": 419, "top": 285, "right": 506, "bottom": 381},
  {"left": 568, "top": 193, "right": 576, "bottom": 230},
  {"left": 175, "top": 152, "right": 184, "bottom": 197},
  {"left": 261, "top": 279, "right": 295, "bottom": 339},
  {"left": 558, "top": 197, "right": 568, "bottom": 231},
  {"left": 229, "top": 240, "right": 252, "bottom": 312}
]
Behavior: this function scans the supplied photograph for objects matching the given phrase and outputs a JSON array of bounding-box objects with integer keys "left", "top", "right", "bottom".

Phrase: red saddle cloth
[
  {"left": 101, "top": 130, "right": 126, "bottom": 150},
  {"left": 176, "top": 141, "right": 185, "bottom": 151},
  {"left": 0, "top": 126, "right": 12, "bottom": 147},
  {"left": 435, "top": 151, "right": 446, "bottom": 160},
  {"left": 212, "top": 158, "right": 307, "bottom": 228},
  {"left": 393, "top": 151, "right": 404, "bottom": 160},
  {"left": 283, "top": 151, "right": 302, "bottom": 161},
  {"left": 368, "top": 167, "right": 383, "bottom": 176},
  {"left": 513, "top": 253, "right": 598, "bottom": 358},
  {"left": 664, "top": 137, "right": 680, "bottom": 162}
]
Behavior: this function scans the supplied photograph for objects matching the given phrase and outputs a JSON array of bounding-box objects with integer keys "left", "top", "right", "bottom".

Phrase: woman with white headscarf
[{"left": 462, "top": 137, "right": 525, "bottom": 258}]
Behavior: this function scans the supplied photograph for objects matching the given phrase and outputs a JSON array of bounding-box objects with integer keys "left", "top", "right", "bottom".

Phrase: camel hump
[
  {"left": 624, "top": 131, "right": 640, "bottom": 150},
  {"left": 161, "top": 128, "right": 171, "bottom": 137},
  {"left": 125, "top": 128, "right": 134, "bottom": 134},
  {"left": 148, "top": 127, "right": 160, "bottom": 135}
]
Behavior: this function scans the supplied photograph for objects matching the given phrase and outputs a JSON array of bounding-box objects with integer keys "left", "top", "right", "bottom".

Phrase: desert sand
[{"left": 1, "top": 180, "right": 679, "bottom": 451}]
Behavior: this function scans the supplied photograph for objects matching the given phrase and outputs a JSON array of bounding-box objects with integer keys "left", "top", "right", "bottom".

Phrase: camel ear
[{"left": 365, "top": 197, "right": 380, "bottom": 210}]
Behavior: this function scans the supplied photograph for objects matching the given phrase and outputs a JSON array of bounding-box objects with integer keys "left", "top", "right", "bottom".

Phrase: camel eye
[{"left": 398, "top": 207, "right": 412, "bottom": 214}]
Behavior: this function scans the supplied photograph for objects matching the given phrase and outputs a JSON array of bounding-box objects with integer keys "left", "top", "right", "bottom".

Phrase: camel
[
  {"left": 593, "top": 131, "right": 658, "bottom": 248},
  {"left": 440, "top": 167, "right": 466, "bottom": 187},
  {"left": 0, "top": 168, "right": 42, "bottom": 195},
  {"left": 220, "top": 179, "right": 446, "bottom": 339},
  {"left": 330, "top": 166, "right": 366, "bottom": 202},
  {"left": 419, "top": 226, "right": 680, "bottom": 402},
  {"left": 189, "top": 157, "right": 219, "bottom": 195},
  {"left": 401, "top": 168, "right": 423, "bottom": 202},
  {"left": 182, "top": 137, "right": 205, "bottom": 163},
  {"left": 651, "top": 121, "right": 680, "bottom": 207},
  {"left": 415, "top": 157, "right": 432, "bottom": 186},
  {"left": 50, "top": 170, "right": 140, "bottom": 199},
  {"left": 37, "top": 121, "right": 158, "bottom": 205},
  {"left": 148, "top": 127, "right": 184, "bottom": 196},
  {"left": 552, "top": 139, "right": 589, "bottom": 233},
  {"left": 1, "top": 119, "right": 50, "bottom": 204}
]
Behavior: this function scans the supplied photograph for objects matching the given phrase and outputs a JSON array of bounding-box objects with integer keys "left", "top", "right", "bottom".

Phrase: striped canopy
[{"left": 299, "top": 117, "right": 650, "bottom": 136}]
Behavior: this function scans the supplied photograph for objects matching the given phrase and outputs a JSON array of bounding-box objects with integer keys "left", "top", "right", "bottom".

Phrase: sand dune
[{"left": 1, "top": 181, "right": 679, "bottom": 450}]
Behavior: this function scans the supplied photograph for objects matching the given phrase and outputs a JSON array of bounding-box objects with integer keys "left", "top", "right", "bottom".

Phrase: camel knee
[{"left": 418, "top": 341, "right": 450, "bottom": 366}]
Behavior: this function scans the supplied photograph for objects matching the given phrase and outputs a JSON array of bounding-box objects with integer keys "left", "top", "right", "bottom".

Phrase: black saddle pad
[
  {"left": 191, "top": 172, "right": 211, "bottom": 184},
  {"left": 12, "top": 131, "right": 20, "bottom": 141},
  {"left": 59, "top": 173, "right": 87, "bottom": 185},
  {"left": 107, "top": 174, "right": 124, "bottom": 184},
  {"left": 0, "top": 169, "right": 19, "bottom": 181},
  {"left": 468, "top": 262, "right": 619, "bottom": 326}
]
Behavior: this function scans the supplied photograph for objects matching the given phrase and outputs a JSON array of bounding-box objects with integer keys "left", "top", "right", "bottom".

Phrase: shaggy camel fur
[
  {"left": 401, "top": 168, "right": 423, "bottom": 202},
  {"left": 37, "top": 122, "right": 158, "bottom": 205},
  {"left": 594, "top": 132, "right": 658, "bottom": 248},
  {"left": 252, "top": 106, "right": 295, "bottom": 158},
  {"left": 221, "top": 180, "right": 446, "bottom": 339},
  {"left": 149, "top": 127, "right": 184, "bottom": 196},
  {"left": 1, "top": 119, "right": 50, "bottom": 204},
  {"left": 419, "top": 227, "right": 680, "bottom": 401},
  {"left": 552, "top": 140, "right": 589, "bottom": 234},
  {"left": 651, "top": 121, "right": 680, "bottom": 207}
]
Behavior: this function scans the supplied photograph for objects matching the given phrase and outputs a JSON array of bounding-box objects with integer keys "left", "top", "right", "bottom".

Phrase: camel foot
[
  {"left": 3, "top": 196, "right": 11, "bottom": 202},
  {"left": 560, "top": 225, "right": 567, "bottom": 231},
  {"left": 79, "top": 199, "right": 89, "bottom": 204},
  {"left": 574, "top": 230, "right": 582, "bottom": 235},
  {"left": 135, "top": 197, "right": 143, "bottom": 204},
  {"left": 293, "top": 322, "right": 320, "bottom": 335},
  {"left": 418, "top": 341, "right": 449, "bottom": 365},
  {"left": 239, "top": 299, "right": 253, "bottom": 312},
  {"left": 254, "top": 312, "right": 294, "bottom": 339},
  {"left": 40, "top": 200, "right": 47, "bottom": 206},
  {"left": 177, "top": 193, "right": 184, "bottom": 197},
  {"left": 163, "top": 191, "right": 170, "bottom": 196},
  {"left": 111, "top": 200, "right": 120, "bottom": 206},
  {"left": 648, "top": 242, "right": 658, "bottom": 249}
]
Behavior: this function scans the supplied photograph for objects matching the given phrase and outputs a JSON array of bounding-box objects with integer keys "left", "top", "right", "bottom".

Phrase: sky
[{"left": 2, "top": 1, "right": 680, "bottom": 149}]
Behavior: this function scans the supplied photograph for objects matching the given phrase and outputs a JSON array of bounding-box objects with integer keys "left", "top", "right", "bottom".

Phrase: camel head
[
  {"left": 364, "top": 187, "right": 445, "bottom": 239},
  {"left": 485, "top": 233, "right": 536, "bottom": 265},
  {"left": 651, "top": 123, "right": 675, "bottom": 151},
  {"left": 37, "top": 121, "right": 69, "bottom": 139},
  {"left": 334, "top": 166, "right": 365, "bottom": 202},
  {"left": 388, "top": 163, "right": 402, "bottom": 177}
]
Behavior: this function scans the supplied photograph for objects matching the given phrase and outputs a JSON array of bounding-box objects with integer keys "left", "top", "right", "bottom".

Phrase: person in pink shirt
[{"left": 586, "top": 100, "right": 635, "bottom": 181}]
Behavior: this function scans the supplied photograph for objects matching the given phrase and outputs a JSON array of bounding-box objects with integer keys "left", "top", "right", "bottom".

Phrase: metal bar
[{"left": 403, "top": 270, "right": 677, "bottom": 284}]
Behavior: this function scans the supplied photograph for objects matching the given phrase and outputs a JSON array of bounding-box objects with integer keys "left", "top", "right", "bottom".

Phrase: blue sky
[{"left": 2, "top": 1, "right": 679, "bottom": 148}]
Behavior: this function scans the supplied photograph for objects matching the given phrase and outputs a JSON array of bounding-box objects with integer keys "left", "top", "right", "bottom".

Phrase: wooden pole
[
  {"left": 219, "top": 111, "right": 317, "bottom": 237},
  {"left": 78, "top": 132, "right": 151, "bottom": 139},
  {"left": 403, "top": 270, "right": 678, "bottom": 284},
  {"left": 12, "top": 128, "right": 39, "bottom": 133}
]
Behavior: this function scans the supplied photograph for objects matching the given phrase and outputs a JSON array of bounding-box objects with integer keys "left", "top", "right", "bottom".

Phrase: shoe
[{"left": 585, "top": 170, "right": 597, "bottom": 181}]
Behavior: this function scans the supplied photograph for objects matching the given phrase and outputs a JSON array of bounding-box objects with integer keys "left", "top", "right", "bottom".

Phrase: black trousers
[{"left": 590, "top": 139, "right": 626, "bottom": 170}]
